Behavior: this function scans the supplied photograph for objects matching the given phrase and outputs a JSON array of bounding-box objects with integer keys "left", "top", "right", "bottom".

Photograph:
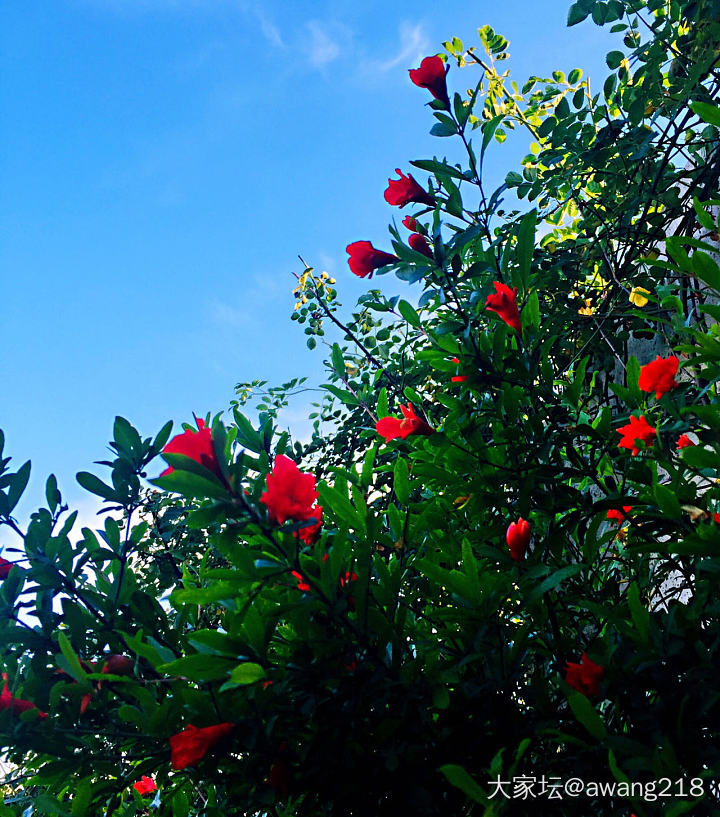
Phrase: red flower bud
[
  {"left": 346, "top": 241, "right": 399, "bottom": 278},
  {"left": 384, "top": 169, "right": 435, "bottom": 208},
  {"left": 0, "top": 673, "right": 48, "bottom": 719},
  {"left": 506, "top": 518, "right": 530, "bottom": 562},
  {"left": 676, "top": 434, "right": 695, "bottom": 449},
  {"left": 102, "top": 654, "right": 134, "bottom": 675},
  {"left": 0, "top": 557, "right": 23, "bottom": 580},
  {"left": 408, "top": 233, "right": 433, "bottom": 259},
  {"left": 486, "top": 281, "right": 522, "bottom": 334},
  {"left": 375, "top": 403, "right": 433, "bottom": 442},
  {"left": 409, "top": 55, "right": 450, "bottom": 109}
]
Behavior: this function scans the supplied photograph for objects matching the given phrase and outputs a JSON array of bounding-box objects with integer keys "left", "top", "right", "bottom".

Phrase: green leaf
[
  {"left": 567, "top": 0, "right": 595, "bottom": 26},
  {"left": 438, "top": 764, "right": 488, "bottom": 804},
  {"left": 71, "top": 778, "right": 91, "bottom": 817},
  {"left": 45, "top": 474, "right": 60, "bottom": 512},
  {"left": 158, "top": 654, "right": 235, "bottom": 681},
  {"left": 57, "top": 632, "right": 92, "bottom": 688},
  {"left": 150, "top": 468, "right": 229, "bottom": 500},
  {"left": 627, "top": 582, "right": 649, "bottom": 643},
  {"left": 393, "top": 458, "right": 410, "bottom": 504},
  {"left": 398, "top": 299, "right": 421, "bottom": 328},
  {"left": 682, "top": 446, "right": 718, "bottom": 470},
  {"left": 331, "top": 343, "right": 345, "bottom": 377},
  {"left": 430, "top": 120, "right": 457, "bottom": 138},
  {"left": 568, "top": 691, "right": 607, "bottom": 740},
  {"left": 76, "top": 471, "right": 121, "bottom": 503},
  {"left": 606, "top": 50, "right": 624, "bottom": 69},
  {"left": 691, "top": 101, "right": 720, "bottom": 127},
  {"left": 172, "top": 791, "right": 189, "bottom": 817},
  {"left": 377, "top": 388, "right": 389, "bottom": 419},
  {"left": 227, "top": 662, "right": 266, "bottom": 685},
  {"left": 653, "top": 483, "right": 681, "bottom": 519},
  {"left": 515, "top": 209, "right": 536, "bottom": 291},
  {"left": 525, "top": 564, "right": 584, "bottom": 604},
  {"left": 6, "top": 460, "right": 31, "bottom": 513},
  {"left": 522, "top": 289, "right": 540, "bottom": 330}
]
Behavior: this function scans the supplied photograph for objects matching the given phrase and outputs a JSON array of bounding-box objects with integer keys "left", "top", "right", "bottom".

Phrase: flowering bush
[{"left": 2, "top": 1, "right": 720, "bottom": 815}]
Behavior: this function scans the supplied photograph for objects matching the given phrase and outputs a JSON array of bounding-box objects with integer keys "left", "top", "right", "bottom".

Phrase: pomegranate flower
[
  {"left": 375, "top": 403, "right": 433, "bottom": 442},
  {"left": 564, "top": 653, "right": 603, "bottom": 697},
  {"left": 409, "top": 55, "right": 450, "bottom": 109},
  {"left": 161, "top": 417, "right": 224, "bottom": 481},
  {"left": 260, "top": 455, "right": 318, "bottom": 525},
  {"left": 0, "top": 673, "right": 48, "bottom": 719},
  {"left": 133, "top": 776, "right": 158, "bottom": 796},
  {"left": 506, "top": 518, "right": 530, "bottom": 562},
  {"left": 169, "top": 723, "right": 234, "bottom": 770},
  {"left": 606, "top": 506, "right": 632, "bottom": 524},
  {"left": 408, "top": 233, "right": 434, "bottom": 259},
  {"left": 617, "top": 415, "right": 656, "bottom": 456},
  {"left": 384, "top": 169, "right": 436, "bottom": 208},
  {"left": 346, "top": 241, "right": 399, "bottom": 278},
  {"left": 676, "top": 434, "right": 695, "bottom": 449},
  {"left": 486, "top": 282, "right": 522, "bottom": 334}
]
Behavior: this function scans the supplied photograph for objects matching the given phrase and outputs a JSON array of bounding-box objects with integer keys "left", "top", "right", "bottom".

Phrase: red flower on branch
[
  {"left": 161, "top": 417, "right": 223, "bottom": 480},
  {"left": 506, "top": 518, "right": 530, "bottom": 562},
  {"left": 261, "top": 455, "right": 319, "bottom": 525},
  {"left": 0, "top": 673, "right": 48, "bottom": 719},
  {"left": 133, "top": 776, "right": 157, "bottom": 796},
  {"left": 409, "top": 55, "right": 450, "bottom": 109},
  {"left": 384, "top": 169, "right": 436, "bottom": 208},
  {"left": 676, "top": 434, "right": 695, "bottom": 449},
  {"left": 346, "top": 241, "right": 399, "bottom": 278},
  {"left": 101, "top": 654, "right": 134, "bottom": 676},
  {"left": 408, "top": 233, "right": 434, "bottom": 259},
  {"left": 402, "top": 215, "right": 421, "bottom": 232},
  {"left": 638, "top": 355, "right": 679, "bottom": 399},
  {"left": 486, "top": 282, "right": 522, "bottom": 334},
  {"left": 375, "top": 403, "right": 433, "bottom": 442},
  {"left": 606, "top": 506, "right": 632, "bottom": 524},
  {"left": 617, "top": 415, "right": 656, "bottom": 456},
  {"left": 298, "top": 505, "right": 323, "bottom": 545},
  {"left": 169, "top": 722, "right": 234, "bottom": 770},
  {"left": 564, "top": 653, "right": 603, "bottom": 697}
]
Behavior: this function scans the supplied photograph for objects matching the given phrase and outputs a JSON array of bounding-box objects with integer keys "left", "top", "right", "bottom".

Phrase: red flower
[
  {"left": 346, "top": 241, "right": 399, "bottom": 278},
  {"left": 408, "top": 233, "right": 433, "bottom": 259},
  {"left": 384, "top": 169, "right": 435, "bottom": 208},
  {"left": 564, "top": 653, "right": 603, "bottom": 697},
  {"left": 617, "top": 415, "right": 656, "bottom": 456},
  {"left": 638, "top": 355, "right": 679, "bottom": 399},
  {"left": 298, "top": 505, "right": 323, "bottom": 545},
  {"left": 676, "top": 434, "right": 695, "bottom": 449},
  {"left": 486, "top": 282, "right": 522, "bottom": 334},
  {"left": 161, "top": 417, "right": 223, "bottom": 481},
  {"left": 450, "top": 356, "right": 468, "bottom": 383},
  {"left": 133, "top": 776, "right": 157, "bottom": 797},
  {"left": 260, "top": 455, "right": 318, "bottom": 525},
  {"left": 0, "top": 558, "right": 17, "bottom": 580},
  {"left": 169, "top": 722, "right": 234, "bottom": 770},
  {"left": 291, "top": 570, "right": 311, "bottom": 592},
  {"left": 409, "top": 55, "right": 450, "bottom": 109},
  {"left": 0, "top": 673, "right": 48, "bottom": 719},
  {"left": 714, "top": 512, "right": 720, "bottom": 524},
  {"left": 402, "top": 215, "right": 421, "bottom": 232},
  {"left": 606, "top": 506, "right": 632, "bottom": 524},
  {"left": 506, "top": 518, "right": 530, "bottom": 562},
  {"left": 375, "top": 403, "right": 433, "bottom": 442}
]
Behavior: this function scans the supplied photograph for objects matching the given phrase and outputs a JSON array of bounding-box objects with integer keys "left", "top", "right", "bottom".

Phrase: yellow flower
[
  {"left": 578, "top": 299, "right": 595, "bottom": 316},
  {"left": 629, "top": 287, "right": 650, "bottom": 307}
]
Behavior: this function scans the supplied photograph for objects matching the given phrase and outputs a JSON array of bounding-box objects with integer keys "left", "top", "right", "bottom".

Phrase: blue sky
[{"left": 1, "top": 0, "right": 618, "bottom": 527}]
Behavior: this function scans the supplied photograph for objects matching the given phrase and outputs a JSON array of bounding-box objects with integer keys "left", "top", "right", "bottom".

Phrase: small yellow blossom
[
  {"left": 629, "top": 287, "right": 650, "bottom": 307},
  {"left": 578, "top": 299, "right": 595, "bottom": 316}
]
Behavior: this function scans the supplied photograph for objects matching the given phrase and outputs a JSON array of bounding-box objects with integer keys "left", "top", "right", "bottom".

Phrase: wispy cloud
[
  {"left": 368, "top": 21, "right": 430, "bottom": 74},
  {"left": 304, "top": 20, "right": 351, "bottom": 69}
]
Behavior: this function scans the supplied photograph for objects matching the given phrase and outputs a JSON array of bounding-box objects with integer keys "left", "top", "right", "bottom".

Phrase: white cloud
[
  {"left": 305, "top": 20, "right": 351, "bottom": 68},
  {"left": 367, "top": 21, "right": 430, "bottom": 74}
]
